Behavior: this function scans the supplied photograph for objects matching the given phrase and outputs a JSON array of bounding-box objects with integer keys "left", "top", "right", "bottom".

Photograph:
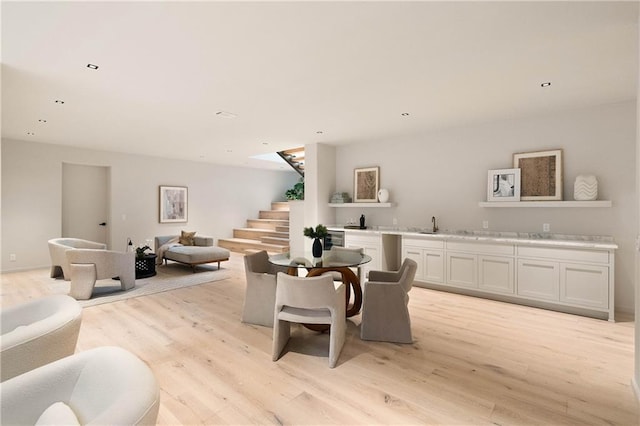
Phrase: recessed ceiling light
[
  {"left": 215, "top": 111, "right": 238, "bottom": 119},
  {"left": 54, "top": 100, "right": 65, "bottom": 104},
  {"left": 316, "top": 131, "right": 324, "bottom": 134},
  {"left": 262, "top": 142, "right": 269, "bottom": 145},
  {"left": 401, "top": 112, "right": 410, "bottom": 116},
  {"left": 541, "top": 82, "right": 552, "bottom": 88},
  {"left": 87, "top": 64, "right": 99, "bottom": 70},
  {"left": 226, "top": 149, "right": 233, "bottom": 153},
  {"left": 38, "top": 119, "right": 47, "bottom": 124},
  {"left": 27, "top": 132, "right": 35, "bottom": 136}
]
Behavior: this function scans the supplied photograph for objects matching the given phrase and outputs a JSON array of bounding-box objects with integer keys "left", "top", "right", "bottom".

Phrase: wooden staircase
[{"left": 218, "top": 202, "right": 290, "bottom": 254}]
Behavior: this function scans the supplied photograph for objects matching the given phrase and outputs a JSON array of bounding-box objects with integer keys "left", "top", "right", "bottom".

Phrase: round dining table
[{"left": 268, "top": 250, "right": 372, "bottom": 318}]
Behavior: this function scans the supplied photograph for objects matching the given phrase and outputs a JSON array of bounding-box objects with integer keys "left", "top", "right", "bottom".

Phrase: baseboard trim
[{"left": 1, "top": 265, "right": 49, "bottom": 274}]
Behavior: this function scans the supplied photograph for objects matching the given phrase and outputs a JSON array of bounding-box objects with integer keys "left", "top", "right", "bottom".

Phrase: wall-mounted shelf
[
  {"left": 478, "top": 200, "right": 612, "bottom": 208},
  {"left": 329, "top": 202, "right": 394, "bottom": 208}
]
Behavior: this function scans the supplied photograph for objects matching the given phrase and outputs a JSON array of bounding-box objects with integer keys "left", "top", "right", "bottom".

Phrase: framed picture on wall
[
  {"left": 159, "top": 185, "right": 188, "bottom": 223},
  {"left": 354, "top": 167, "right": 379, "bottom": 202},
  {"left": 487, "top": 168, "right": 521, "bottom": 202},
  {"left": 513, "top": 149, "right": 562, "bottom": 201}
]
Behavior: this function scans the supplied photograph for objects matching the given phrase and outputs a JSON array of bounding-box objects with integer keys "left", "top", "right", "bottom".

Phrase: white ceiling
[{"left": 2, "top": 1, "right": 638, "bottom": 171}]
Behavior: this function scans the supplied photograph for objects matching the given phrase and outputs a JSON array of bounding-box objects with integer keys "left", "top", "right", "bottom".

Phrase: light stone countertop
[{"left": 327, "top": 226, "right": 618, "bottom": 250}]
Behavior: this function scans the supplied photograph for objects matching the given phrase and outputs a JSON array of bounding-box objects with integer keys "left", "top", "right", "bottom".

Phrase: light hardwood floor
[{"left": 2, "top": 253, "right": 638, "bottom": 425}]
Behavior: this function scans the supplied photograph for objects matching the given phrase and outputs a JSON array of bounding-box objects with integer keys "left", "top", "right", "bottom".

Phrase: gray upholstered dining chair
[
  {"left": 272, "top": 272, "right": 346, "bottom": 368},
  {"left": 360, "top": 258, "right": 418, "bottom": 343},
  {"left": 242, "top": 250, "right": 287, "bottom": 327},
  {"left": 325, "top": 246, "right": 364, "bottom": 282}
]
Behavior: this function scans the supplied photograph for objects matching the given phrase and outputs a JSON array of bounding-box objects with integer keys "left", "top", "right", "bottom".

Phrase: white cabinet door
[
  {"left": 560, "top": 263, "right": 609, "bottom": 309},
  {"left": 424, "top": 250, "right": 444, "bottom": 284},
  {"left": 446, "top": 252, "right": 477, "bottom": 288},
  {"left": 479, "top": 255, "right": 514, "bottom": 294},
  {"left": 402, "top": 247, "right": 424, "bottom": 280},
  {"left": 517, "top": 259, "right": 559, "bottom": 301}
]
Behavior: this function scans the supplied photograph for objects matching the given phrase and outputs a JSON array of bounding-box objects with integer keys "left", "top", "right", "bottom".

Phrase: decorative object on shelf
[
  {"left": 285, "top": 177, "right": 304, "bottom": 200},
  {"left": 159, "top": 185, "right": 188, "bottom": 223},
  {"left": 513, "top": 149, "right": 562, "bottom": 201},
  {"left": 360, "top": 214, "right": 366, "bottom": 229},
  {"left": 330, "top": 192, "right": 351, "bottom": 203},
  {"left": 487, "top": 168, "right": 521, "bottom": 202},
  {"left": 354, "top": 166, "right": 379, "bottom": 203},
  {"left": 573, "top": 175, "right": 598, "bottom": 201},
  {"left": 303, "top": 224, "right": 328, "bottom": 257},
  {"left": 377, "top": 188, "right": 389, "bottom": 203}
]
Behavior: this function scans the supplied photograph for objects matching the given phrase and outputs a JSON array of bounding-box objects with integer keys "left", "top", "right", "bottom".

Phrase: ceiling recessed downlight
[
  {"left": 541, "top": 82, "right": 552, "bottom": 87},
  {"left": 27, "top": 132, "right": 35, "bottom": 136},
  {"left": 316, "top": 131, "right": 324, "bottom": 134},
  {"left": 38, "top": 119, "right": 47, "bottom": 124},
  {"left": 401, "top": 112, "right": 410, "bottom": 116},
  {"left": 87, "top": 63, "right": 99, "bottom": 70},
  {"left": 54, "top": 100, "right": 65, "bottom": 104}
]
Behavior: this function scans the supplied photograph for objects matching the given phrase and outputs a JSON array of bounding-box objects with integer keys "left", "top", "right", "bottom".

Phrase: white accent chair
[
  {"left": 0, "top": 346, "right": 160, "bottom": 425},
  {"left": 360, "top": 258, "right": 418, "bottom": 343},
  {"left": 1, "top": 295, "right": 82, "bottom": 382},
  {"left": 242, "top": 250, "right": 286, "bottom": 327},
  {"left": 48, "top": 238, "right": 107, "bottom": 280},
  {"left": 273, "top": 273, "right": 346, "bottom": 368},
  {"left": 66, "top": 249, "right": 135, "bottom": 300}
]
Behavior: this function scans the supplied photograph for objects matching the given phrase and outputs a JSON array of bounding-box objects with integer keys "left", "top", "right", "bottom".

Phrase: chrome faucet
[{"left": 432, "top": 216, "right": 438, "bottom": 233}]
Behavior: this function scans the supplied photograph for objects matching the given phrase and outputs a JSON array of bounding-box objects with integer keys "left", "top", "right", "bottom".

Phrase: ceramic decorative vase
[
  {"left": 377, "top": 188, "right": 389, "bottom": 203},
  {"left": 312, "top": 238, "right": 323, "bottom": 257},
  {"left": 574, "top": 175, "right": 598, "bottom": 201}
]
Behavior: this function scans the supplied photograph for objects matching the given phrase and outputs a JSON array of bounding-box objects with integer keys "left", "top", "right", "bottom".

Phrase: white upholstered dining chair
[{"left": 272, "top": 273, "right": 346, "bottom": 368}]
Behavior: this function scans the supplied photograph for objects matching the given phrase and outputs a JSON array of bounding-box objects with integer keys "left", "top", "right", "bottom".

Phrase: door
[{"left": 62, "top": 163, "right": 109, "bottom": 245}]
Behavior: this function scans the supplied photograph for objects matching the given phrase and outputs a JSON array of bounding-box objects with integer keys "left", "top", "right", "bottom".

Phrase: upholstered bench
[{"left": 155, "top": 235, "right": 230, "bottom": 271}]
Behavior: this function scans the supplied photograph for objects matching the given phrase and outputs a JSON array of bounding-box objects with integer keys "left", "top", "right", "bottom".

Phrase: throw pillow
[{"left": 179, "top": 230, "right": 196, "bottom": 246}]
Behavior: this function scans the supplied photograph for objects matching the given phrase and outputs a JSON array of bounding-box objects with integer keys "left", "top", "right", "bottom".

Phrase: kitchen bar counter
[{"left": 327, "top": 226, "right": 617, "bottom": 250}]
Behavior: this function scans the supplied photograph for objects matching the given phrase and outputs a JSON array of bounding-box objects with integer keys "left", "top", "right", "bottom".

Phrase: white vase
[
  {"left": 377, "top": 188, "right": 389, "bottom": 203},
  {"left": 574, "top": 175, "right": 598, "bottom": 201}
]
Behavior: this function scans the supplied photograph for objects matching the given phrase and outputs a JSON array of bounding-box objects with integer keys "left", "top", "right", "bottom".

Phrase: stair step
[
  {"left": 247, "top": 219, "right": 289, "bottom": 230},
  {"left": 233, "top": 228, "right": 288, "bottom": 240},
  {"left": 261, "top": 236, "right": 290, "bottom": 246},
  {"left": 271, "top": 202, "right": 290, "bottom": 211},
  {"left": 259, "top": 210, "right": 289, "bottom": 220},
  {"left": 218, "top": 238, "right": 289, "bottom": 255},
  {"left": 275, "top": 225, "right": 290, "bottom": 233}
]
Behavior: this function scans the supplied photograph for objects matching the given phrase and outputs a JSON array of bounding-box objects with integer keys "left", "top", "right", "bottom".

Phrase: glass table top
[{"left": 269, "top": 250, "right": 372, "bottom": 269}]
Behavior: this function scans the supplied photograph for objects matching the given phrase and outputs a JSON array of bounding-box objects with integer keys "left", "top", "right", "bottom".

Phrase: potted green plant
[
  {"left": 303, "top": 224, "right": 328, "bottom": 257},
  {"left": 135, "top": 245, "right": 151, "bottom": 259},
  {"left": 285, "top": 178, "right": 304, "bottom": 200}
]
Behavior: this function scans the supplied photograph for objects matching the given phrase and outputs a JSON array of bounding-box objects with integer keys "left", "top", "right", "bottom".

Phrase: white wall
[
  {"left": 1, "top": 138, "right": 298, "bottom": 272},
  {"left": 334, "top": 101, "right": 637, "bottom": 314}
]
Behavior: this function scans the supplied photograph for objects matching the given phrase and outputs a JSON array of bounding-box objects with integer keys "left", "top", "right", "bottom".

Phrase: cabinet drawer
[
  {"left": 517, "top": 246, "right": 609, "bottom": 264},
  {"left": 403, "top": 238, "right": 444, "bottom": 249},
  {"left": 446, "top": 241, "right": 514, "bottom": 256}
]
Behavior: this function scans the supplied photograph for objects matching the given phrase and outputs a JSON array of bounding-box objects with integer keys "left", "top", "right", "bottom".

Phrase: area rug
[{"left": 49, "top": 263, "right": 230, "bottom": 307}]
